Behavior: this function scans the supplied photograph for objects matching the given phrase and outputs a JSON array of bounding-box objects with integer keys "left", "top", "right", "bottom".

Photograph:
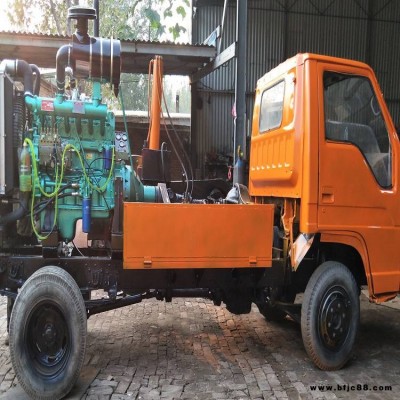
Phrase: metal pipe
[
  {"left": 94, "top": 0, "right": 99, "bottom": 37},
  {"left": 149, "top": 56, "right": 163, "bottom": 150},
  {"left": 0, "top": 59, "right": 34, "bottom": 96},
  {"left": 86, "top": 291, "right": 155, "bottom": 317},
  {"left": 233, "top": 0, "right": 248, "bottom": 185},
  {"left": 29, "top": 64, "right": 41, "bottom": 96},
  {"left": 218, "top": 0, "right": 229, "bottom": 55},
  {"left": 56, "top": 45, "right": 72, "bottom": 95}
]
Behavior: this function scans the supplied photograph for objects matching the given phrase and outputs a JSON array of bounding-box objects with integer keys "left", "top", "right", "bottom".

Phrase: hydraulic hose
[{"left": 0, "top": 192, "right": 29, "bottom": 227}]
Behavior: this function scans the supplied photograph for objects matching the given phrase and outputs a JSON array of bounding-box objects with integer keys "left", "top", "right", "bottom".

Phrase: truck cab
[{"left": 250, "top": 53, "right": 400, "bottom": 369}]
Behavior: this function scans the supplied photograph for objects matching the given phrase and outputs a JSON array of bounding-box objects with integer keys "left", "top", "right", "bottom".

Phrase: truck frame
[{"left": 0, "top": 6, "right": 399, "bottom": 400}]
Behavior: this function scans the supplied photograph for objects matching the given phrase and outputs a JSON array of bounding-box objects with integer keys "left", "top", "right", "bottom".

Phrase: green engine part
[{"left": 24, "top": 82, "right": 156, "bottom": 242}]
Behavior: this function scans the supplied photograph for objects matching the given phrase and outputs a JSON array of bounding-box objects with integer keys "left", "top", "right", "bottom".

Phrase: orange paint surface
[
  {"left": 149, "top": 56, "right": 163, "bottom": 150},
  {"left": 123, "top": 203, "right": 274, "bottom": 270},
  {"left": 249, "top": 53, "right": 400, "bottom": 299}
]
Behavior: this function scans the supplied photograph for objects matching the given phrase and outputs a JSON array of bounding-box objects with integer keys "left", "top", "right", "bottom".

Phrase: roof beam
[
  {"left": 190, "top": 42, "right": 236, "bottom": 83},
  {"left": 0, "top": 32, "right": 215, "bottom": 76}
]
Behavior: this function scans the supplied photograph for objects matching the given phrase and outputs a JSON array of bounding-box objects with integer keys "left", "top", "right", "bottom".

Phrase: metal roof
[{"left": 0, "top": 31, "right": 215, "bottom": 75}]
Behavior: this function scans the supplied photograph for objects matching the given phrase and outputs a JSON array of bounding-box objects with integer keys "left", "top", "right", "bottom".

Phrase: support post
[
  {"left": 233, "top": 0, "right": 247, "bottom": 185},
  {"left": 94, "top": 0, "right": 99, "bottom": 37}
]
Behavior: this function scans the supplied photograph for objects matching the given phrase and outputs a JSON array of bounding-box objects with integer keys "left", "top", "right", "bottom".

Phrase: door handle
[{"left": 321, "top": 186, "right": 334, "bottom": 203}]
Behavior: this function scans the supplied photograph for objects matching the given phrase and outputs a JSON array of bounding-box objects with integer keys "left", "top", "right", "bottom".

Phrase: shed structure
[
  {"left": 1, "top": 0, "right": 400, "bottom": 180},
  {"left": 191, "top": 0, "right": 400, "bottom": 178}
]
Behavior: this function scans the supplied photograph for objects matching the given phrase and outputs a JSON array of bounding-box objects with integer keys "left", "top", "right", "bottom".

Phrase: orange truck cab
[{"left": 250, "top": 53, "right": 400, "bottom": 369}]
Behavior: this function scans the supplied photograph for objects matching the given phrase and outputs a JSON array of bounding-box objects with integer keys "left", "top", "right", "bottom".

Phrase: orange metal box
[{"left": 123, "top": 203, "right": 274, "bottom": 269}]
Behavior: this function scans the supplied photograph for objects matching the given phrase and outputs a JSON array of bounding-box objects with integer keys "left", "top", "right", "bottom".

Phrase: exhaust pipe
[{"left": 0, "top": 59, "right": 34, "bottom": 97}]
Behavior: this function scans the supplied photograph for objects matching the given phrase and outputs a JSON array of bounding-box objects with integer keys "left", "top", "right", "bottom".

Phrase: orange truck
[
  {"left": 250, "top": 52, "right": 400, "bottom": 369},
  {"left": 0, "top": 9, "right": 399, "bottom": 399}
]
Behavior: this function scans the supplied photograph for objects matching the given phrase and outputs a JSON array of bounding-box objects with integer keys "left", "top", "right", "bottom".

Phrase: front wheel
[
  {"left": 301, "top": 261, "right": 359, "bottom": 370},
  {"left": 9, "top": 266, "right": 87, "bottom": 400}
]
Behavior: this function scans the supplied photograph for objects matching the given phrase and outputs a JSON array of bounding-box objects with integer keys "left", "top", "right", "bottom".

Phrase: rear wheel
[
  {"left": 301, "top": 261, "right": 359, "bottom": 370},
  {"left": 9, "top": 266, "right": 87, "bottom": 400}
]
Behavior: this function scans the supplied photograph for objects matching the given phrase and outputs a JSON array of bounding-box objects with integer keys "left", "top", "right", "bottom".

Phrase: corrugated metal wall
[{"left": 192, "top": 0, "right": 400, "bottom": 175}]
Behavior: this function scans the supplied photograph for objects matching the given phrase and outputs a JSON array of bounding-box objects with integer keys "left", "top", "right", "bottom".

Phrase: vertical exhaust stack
[
  {"left": 141, "top": 56, "right": 171, "bottom": 184},
  {"left": 56, "top": 6, "right": 121, "bottom": 98},
  {"left": 149, "top": 56, "right": 164, "bottom": 151}
]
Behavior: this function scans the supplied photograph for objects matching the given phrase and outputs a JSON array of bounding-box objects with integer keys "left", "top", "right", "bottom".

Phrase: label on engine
[
  {"left": 41, "top": 100, "right": 54, "bottom": 112},
  {"left": 73, "top": 101, "right": 85, "bottom": 114}
]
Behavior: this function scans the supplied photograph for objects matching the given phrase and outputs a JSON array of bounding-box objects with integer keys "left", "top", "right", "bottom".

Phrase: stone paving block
[
  {"left": 230, "top": 389, "right": 249, "bottom": 398},
  {"left": 0, "top": 296, "right": 399, "bottom": 400},
  {"left": 139, "top": 388, "right": 160, "bottom": 399},
  {"left": 115, "top": 380, "right": 130, "bottom": 394},
  {"left": 248, "top": 384, "right": 263, "bottom": 398},
  {"left": 126, "top": 380, "right": 140, "bottom": 392},
  {"left": 85, "top": 395, "right": 99, "bottom": 400},
  {"left": 88, "top": 385, "right": 114, "bottom": 396},
  {"left": 91, "top": 379, "right": 119, "bottom": 388},
  {"left": 161, "top": 384, "right": 183, "bottom": 395},
  {"left": 267, "top": 373, "right": 282, "bottom": 388},
  {"left": 262, "top": 391, "right": 276, "bottom": 400},
  {"left": 0, "top": 380, "right": 13, "bottom": 392},
  {"left": 273, "top": 389, "right": 289, "bottom": 399}
]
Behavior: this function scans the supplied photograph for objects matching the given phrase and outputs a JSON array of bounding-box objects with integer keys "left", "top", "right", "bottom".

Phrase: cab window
[
  {"left": 324, "top": 71, "right": 391, "bottom": 188},
  {"left": 259, "top": 80, "right": 285, "bottom": 133}
]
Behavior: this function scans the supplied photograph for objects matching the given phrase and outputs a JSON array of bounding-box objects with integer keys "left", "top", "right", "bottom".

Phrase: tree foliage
[{"left": 7, "top": 0, "right": 190, "bottom": 41}]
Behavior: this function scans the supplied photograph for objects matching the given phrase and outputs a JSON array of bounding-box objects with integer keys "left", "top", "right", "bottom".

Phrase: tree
[{"left": 7, "top": 0, "right": 190, "bottom": 41}]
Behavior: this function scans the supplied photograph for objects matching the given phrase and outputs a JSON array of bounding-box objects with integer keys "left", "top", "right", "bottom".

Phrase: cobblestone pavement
[{"left": 0, "top": 293, "right": 399, "bottom": 400}]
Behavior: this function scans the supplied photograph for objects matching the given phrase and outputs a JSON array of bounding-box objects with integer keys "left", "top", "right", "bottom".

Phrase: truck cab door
[{"left": 317, "top": 61, "right": 400, "bottom": 297}]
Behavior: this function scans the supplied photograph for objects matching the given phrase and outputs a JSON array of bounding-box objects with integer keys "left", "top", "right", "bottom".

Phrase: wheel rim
[
  {"left": 26, "top": 301, "right": 71, "bottom": 379},
  {"left": 318, "top": 286, "right": 352, "bottom": 351}
]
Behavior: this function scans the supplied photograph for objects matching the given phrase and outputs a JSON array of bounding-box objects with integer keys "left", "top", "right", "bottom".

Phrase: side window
[
  {"left": 259, "top": 80, "right": 285, "bottom": 133},
  {"left": 324, "top": 72, "right": 392, "bottom": 188}
]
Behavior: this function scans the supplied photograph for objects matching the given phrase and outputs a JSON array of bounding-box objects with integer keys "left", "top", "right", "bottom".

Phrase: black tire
[
  {"left": 301, "top": 261, "right": 359, "bottom": 370},
  {"left": 257, "top": 287, "right": 296, "bottom": 322},
  {"left": 7, "top": 297, "right": 14, "bottom": 333},
  {"left": 9, "top": 266, "right": 87, "bottom": 400}
]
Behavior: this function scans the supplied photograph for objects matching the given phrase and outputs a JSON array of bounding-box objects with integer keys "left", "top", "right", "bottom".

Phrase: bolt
[
  {"left": 342, "top": 313, "right": 345, "bottom": 318},
  {"left": 328, "top": 322, "right": 331, "bottom": 328},
  {"left": 333, "top": 333, "right": 336, "bottom": 338},
  {"left": 338, "top": 303, "right": 341, "bottom": 309}
]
